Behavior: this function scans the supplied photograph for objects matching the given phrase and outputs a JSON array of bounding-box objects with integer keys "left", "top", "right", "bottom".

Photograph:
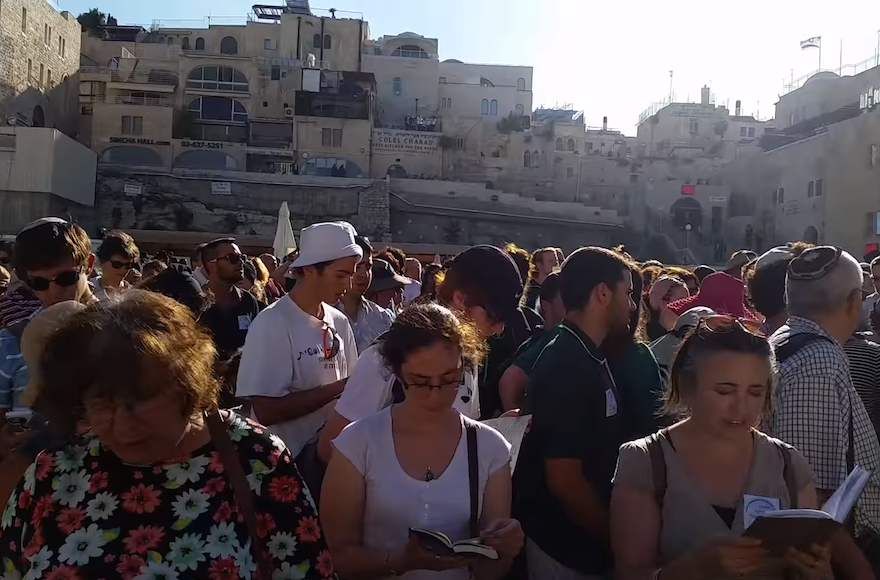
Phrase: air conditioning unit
[{"left": 284, "top": 108, "right": 294, "bottom": 119}]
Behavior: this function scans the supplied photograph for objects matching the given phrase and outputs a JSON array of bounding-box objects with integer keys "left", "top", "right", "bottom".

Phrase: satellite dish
[{"left": 6, "top": 116, "right": 16, "bottom": 126}]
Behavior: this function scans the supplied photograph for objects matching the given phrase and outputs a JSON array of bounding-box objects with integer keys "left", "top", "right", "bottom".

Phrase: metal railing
[
  {"left": 111, "top": 95, "right": 173, "bottom": 107},
  {"left": 80, "top": 67, "right": 178, "bottom": 86},
  {"left": 782, "top": 53, "right": 880, "bottom": 95}
]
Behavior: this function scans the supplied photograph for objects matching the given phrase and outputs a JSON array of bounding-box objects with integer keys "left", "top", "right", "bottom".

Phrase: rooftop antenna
[{"left": 668, "top": 70, "right": 673, "bottom": 102}]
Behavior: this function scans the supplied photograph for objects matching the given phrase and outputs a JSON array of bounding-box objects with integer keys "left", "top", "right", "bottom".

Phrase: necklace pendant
[{"left": 425, "top": 467, "right": 435, "bottom": 482}]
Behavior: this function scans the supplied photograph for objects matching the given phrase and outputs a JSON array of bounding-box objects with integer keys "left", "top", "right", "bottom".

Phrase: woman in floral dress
[{"left": 0, "top": 290, "right": 336, "bottom": 580}]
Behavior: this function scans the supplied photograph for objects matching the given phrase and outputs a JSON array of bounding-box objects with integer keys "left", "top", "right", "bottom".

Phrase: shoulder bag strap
[
  {"left": 775, "top": 442, "right": 799, "bottom": 509},
  {"left": 648, "top": 429, "right": 669, "bottom": 509},
  {"left": 205, "top": 410, "right": 274, "bottom": 580},
  {"left": 466, "top": 423, "right": 479, "bottom": 538}
]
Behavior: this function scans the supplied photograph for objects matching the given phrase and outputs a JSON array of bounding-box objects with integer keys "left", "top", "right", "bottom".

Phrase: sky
[{"left": 56, "top": 0, "right": 880, "bottom": 133}]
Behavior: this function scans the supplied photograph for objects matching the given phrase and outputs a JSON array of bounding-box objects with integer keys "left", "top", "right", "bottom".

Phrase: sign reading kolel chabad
[{"left": 372, "top": 129, "right": 440, "bottom": 155}]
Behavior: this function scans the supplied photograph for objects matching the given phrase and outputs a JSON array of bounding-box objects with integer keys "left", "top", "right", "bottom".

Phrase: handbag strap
[
  {"left": 205, "top": 410, "right": 274, "bottom": 580},
  {"left": 466, "top": 423, "right": 479, "bottom": 538}
]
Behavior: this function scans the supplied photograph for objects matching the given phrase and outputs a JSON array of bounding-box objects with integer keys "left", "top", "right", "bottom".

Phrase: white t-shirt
[
  {"left": 335, "top": 344, "right": 480, "bottom": 422},
  {"left": 235, "top": 295, "right": 358, "bottom": 457},
  {"left": 333, "top": 407, "right": 511, "bottom": 580}
]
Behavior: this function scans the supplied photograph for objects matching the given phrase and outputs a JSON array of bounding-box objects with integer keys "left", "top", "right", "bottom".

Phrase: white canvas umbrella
[{"left": 273, "top": 201, "right": 297, "bottom": 258}]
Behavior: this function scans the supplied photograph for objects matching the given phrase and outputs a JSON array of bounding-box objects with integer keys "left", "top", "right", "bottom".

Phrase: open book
[
  {"left": 409, "top": 528, "right": 499, "bottom": 560},
  {"left": 743, "top": 465, "right": 871, "bottom": 555},
  {"left": 482, "top": 415, "right": 531, "bottom": 473}
]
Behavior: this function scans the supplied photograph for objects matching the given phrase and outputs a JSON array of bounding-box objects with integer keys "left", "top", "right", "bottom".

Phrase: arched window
[
  {"left": 186, "top": 66, "right": 249, "bottom": 92},
  {"left": 565, "top": 138, "right": 575, "bottom": 151},
  {"left": 516, "top": 78, "right": 526, "bottom": 91},
  {"left": 187, "top": 97, "right": 248, "bottom": 122},
  {"left": 323, "top": 35, "right": 331, "bottom": 49},
  {"left": 181, "top": 37, "right": 191, "bottom": 50},
  {"left": 99, "top": 146, "right": 163, "bottom": 167},
  {"left": 489, "top": 100, "right": 498, "bottom": 116},
  {"left": 515, "top": 104, "right": 524, "bottom": 117},
  {"left": 195, "top": 37, "right": 205, "bottom": 50},
  {"left": 313, "top": 34, "right": 322, "bottom": 49},
  {"left": 220, "top": 36, "right": 238, "bottom": 55},
  {"left": 392, "top": 77, "right": 402, "bottom": 96},
  {"left": 555, "top": 137, "right": 563, "bottom": 150},
  {"left": 523, "top": 150, "right": 530, "bottom": 168},
  {"left": 481, "top": 99, "right": 489, "bottom": 115},
  {"left": 480, "top": 77, "right": 494, "bottom": 87},
  {"left": 391, "top": 44, "right": 429, "bottom": 59}
]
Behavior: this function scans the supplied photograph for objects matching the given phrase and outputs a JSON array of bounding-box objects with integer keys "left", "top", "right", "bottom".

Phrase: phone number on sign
[{"left": 181, "top": 141, "right": 223, "bottom": 149}]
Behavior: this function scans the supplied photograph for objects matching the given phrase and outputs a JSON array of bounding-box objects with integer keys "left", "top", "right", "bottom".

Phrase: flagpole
[
  {"left": 818, "top": 41, "right": 822, "bottom": 71},
  {"left": 839, "top": 39, "right": 843, "bottom": 74}
]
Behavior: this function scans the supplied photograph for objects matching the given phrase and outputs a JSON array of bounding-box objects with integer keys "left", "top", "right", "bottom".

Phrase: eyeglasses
[
  {"left": 210, "top": 252, "right": 247, "bottom": 266},
  {"left": 27, "top": 268, "right": 82, "bottom": 292},
  {"left": 109, "top": 260, "right": 134, "bottom": 270},
  {"left": 401, "top": 368, "right": 465, "bottom": 390},
  {"left": 698, "top": 314, "right": 765, "bottom": 337},
  {"left": 322, "top": 325, "right": 341, "bottom": 360}
]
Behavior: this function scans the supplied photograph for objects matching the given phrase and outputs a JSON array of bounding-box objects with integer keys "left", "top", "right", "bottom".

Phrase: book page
[
  {"left": 482, "top": 415, "right": 531, "bottom": 473},
  {"left": 821, "top": 465, "right": 871, "bottom": 522}
]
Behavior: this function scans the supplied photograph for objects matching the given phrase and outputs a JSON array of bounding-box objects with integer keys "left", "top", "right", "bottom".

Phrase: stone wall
[
  {"left": 0, "top": 0, "right": 80, "bottom": 128},
  {"left": 95, "top": 167, "right": 391, "bottom": 240}
]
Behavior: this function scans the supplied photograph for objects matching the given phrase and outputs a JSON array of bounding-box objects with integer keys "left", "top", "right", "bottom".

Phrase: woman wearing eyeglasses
[
  {"left": 611, "top": 315, "right": 833, "bottom": 580},
  {"left": 321, "top": 303, "right": 523, "bottom": 579},
  {"left": 317, "top": 245, "right": 524, "bottom": 465},
  {"left": 94, "top": 231, "right": 140, "bottom": 302}
]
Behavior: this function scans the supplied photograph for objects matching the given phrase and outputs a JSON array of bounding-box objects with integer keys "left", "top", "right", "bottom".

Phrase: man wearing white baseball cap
[{"left": 236, "top": 221, "right": 361, "bottom": 463}]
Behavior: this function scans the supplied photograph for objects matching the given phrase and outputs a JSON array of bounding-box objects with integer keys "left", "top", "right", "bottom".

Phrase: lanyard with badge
[{"left": 558, "top": 322, "right": 620, "bottom": 418}]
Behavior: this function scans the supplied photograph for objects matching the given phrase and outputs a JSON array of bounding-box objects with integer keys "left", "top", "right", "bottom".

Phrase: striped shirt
[
  {"left": 0, "top": 284, "right": 41, "bottom": 329},
  {"left": 844, "top": 333, "right": 880, "bottom": 437}
]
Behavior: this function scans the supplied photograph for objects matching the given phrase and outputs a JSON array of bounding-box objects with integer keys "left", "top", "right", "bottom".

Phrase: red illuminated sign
[
  {"left": 866, "top": 243, "right": 879, "bottom": 254},
  {"left": 681, "top": 184, "right": 695, "bottom": 195}
]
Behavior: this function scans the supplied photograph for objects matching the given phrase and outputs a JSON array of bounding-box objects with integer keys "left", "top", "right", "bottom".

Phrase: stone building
[{"left": 0, "top": 0, "right": 81, "bottom": 132}]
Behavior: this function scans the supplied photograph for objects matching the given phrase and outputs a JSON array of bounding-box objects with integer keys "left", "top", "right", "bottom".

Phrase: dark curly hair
[
  {"left": 38, "top": 290, "right": 220, "bottom": 435},
  {"left": 379, "top": 302, "right": 486, "bottom": 376}
]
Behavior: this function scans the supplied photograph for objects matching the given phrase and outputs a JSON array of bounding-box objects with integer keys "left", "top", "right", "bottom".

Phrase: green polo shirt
[{"left": 517, "top": 320, "right": 627, "bottom": 575}]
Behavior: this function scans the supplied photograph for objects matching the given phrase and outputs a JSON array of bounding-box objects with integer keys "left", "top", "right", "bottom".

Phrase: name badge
[
  {"left": 604, "top": 388, "right": 618, "bottom": 417},
  {"left": 238, "top": 315, "right": 252, "bottom": 331},
  {"left": 743, "top": 494, "right": 780, "bottom": 528}
]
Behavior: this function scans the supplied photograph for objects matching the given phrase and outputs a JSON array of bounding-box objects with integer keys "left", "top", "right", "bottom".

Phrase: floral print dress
[{"left": 0, "top": 412, "right": 337, "bottom": 580}]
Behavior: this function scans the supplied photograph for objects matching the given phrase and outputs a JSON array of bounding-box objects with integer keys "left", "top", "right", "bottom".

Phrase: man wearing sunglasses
[
  {"left": 0, "top": 218, "right": 95, "bottom": 453},
  {"left": 93, "top": 231, "right": 140, "bottom": 302},
  {"left": 198, "top": 238, "right": 263, "bottom": 364}
]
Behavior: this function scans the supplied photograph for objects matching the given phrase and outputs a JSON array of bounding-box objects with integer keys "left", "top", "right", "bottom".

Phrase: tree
[
  {"left": 496, "top": 112, "right": 524, "bottom": 134},
  {"left": 77, "top": 8, "right": 106, "bottom": 33}
]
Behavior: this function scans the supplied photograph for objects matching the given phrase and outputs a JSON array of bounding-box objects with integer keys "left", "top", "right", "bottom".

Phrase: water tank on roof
[{"left": 285, "top": 0, "right": 311, "bottom": 14}]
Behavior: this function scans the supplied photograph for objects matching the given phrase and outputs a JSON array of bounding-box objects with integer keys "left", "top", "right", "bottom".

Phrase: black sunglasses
[
  {"left": 211, "top": 252, "right": 247, "bottom": 266},
  {"left": 109, "top": 260, "right": 134, "bottom": 270},
  {"left": 28, "top": 268, "right": 81, "bottom": 292},
  {"left": 322, "top": 325, "right": 341, "bottom": 360}
]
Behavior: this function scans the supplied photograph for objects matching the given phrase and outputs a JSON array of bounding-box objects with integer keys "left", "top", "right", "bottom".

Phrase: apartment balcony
[
  {"left": 294, "top": 92, "right": 370, "bottom": 120},
  {"left": 80, "top": 94, "right": 173, "bottom": 107},
  {"left": 80, "top": 66, "right": 179, "bottom": 93}
]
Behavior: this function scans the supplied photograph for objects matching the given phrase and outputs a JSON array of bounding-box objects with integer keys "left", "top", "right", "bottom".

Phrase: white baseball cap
[{"left": 292, "top": 221, "right": 362, "bottom": 268}]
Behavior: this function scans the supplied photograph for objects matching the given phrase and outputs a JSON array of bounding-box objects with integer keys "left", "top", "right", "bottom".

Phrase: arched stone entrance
[
  {"left": 386, "top": 164, "right": 407, "bottom": 178},
  {"left": 31, "top": 105, "right": 45, "bottom": 127},
  {"left": 669, "top": 196, "right": 703, "bottom": 231},
  {"left": 803, "top": 225, "right": 819, "bottom": 244}
]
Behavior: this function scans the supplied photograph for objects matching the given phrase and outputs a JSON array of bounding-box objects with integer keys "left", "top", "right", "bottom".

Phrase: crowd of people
[{"left": 0, "top": 216, "right": 879, "bottom": 579}]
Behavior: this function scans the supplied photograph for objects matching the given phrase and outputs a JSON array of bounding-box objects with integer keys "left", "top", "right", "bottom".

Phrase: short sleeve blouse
[
  {"left": 333, "top": 407, "right": 511, "bottom": 579},
  {"left": 613, "top": 429, "right": 815, "bottom": 578}
]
